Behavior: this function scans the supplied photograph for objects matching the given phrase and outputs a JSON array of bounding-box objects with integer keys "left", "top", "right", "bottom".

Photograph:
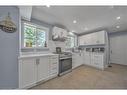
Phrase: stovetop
[{"left": 53, "top": 52, "right": 72, "bottom": 58}]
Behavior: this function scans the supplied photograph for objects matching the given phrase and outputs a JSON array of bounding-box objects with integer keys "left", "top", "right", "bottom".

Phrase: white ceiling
[{"left": 31, "top": 6, "right": 127, "bottom": 34}]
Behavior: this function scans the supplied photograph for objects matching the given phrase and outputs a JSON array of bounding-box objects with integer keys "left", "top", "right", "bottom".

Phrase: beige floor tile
[{"left": 31, "top": 64, "right": 127, "bottom": 89}]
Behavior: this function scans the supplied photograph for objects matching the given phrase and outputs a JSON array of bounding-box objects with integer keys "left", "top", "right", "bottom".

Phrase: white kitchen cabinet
[
  {"left": 91, "top": 53, "right": 104, "bottom": 69},
  {"left": 95, "top": 31, "right": 105, "bottom": 44},
  {"left": 72, "top": 53, "right": 84, "bottom": 69},
  {"left": 84, "top": 52, "right": 91, "bottom": 66},
  {"left": 86, "top": 34, "right": 92, "bottom": 45},
  {"left": 49, "top": 55, "right": 59, "bottom": 78},
  {"left": 37, "top": 57, "right": 50, "bottom": 82},
  {"left": 19, "top": 58, "right": 37, "bottom": 88},
  {"left": 79, "top": 30, "right": 106, "bottom": 45},
  {"left": 79, "top": 34, "right": 91, "bottom": 45},
  {"left": 84, "top": 51, "right": 105, "bottom": 70},
  {"left": 79, "top": 36, "right": 85, "bottom": 45},
  {"left": 19, "top": 54, "right": 59, "bottom": 89}
]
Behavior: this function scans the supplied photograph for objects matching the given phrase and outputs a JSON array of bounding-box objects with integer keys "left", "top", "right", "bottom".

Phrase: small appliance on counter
[{"left": 56, "top": 47, "right": 62, "bottom": 53}]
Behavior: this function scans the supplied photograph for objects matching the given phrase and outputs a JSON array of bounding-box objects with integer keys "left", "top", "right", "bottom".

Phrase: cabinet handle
[{"left": 36, "top": 59, "right": 40, "bottom": 65}]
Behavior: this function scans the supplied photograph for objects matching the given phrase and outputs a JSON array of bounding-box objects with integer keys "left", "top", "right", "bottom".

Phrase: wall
[
  {"left": 0, "top": 6, "right": 19, "bottom": 89},
  {"left": 109, "top": 31, "right": 127, "bottom": 65}
]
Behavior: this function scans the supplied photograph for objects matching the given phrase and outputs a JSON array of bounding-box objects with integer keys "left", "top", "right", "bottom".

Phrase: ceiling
[{"left": 31, "top": 6, "right": 127, "bottom": 34}]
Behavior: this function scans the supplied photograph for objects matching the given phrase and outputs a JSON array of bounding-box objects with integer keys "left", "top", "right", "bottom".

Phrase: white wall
[{"left": 109, "top": 31, "right": 127, "bottom": 65}]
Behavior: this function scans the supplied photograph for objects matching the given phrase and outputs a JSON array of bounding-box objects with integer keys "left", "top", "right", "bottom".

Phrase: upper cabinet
[
  {"left": 52, "top": 26, "right": 67, "bottom": 41},
  {"left": 79, "top": 30, "right": 106, "bottom": 46}
]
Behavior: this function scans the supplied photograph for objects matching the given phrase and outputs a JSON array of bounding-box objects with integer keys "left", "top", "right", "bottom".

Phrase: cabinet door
[
  {"left": 19, "top": 58, "right": 37, "bottom": 88},
  {"left": 90, "top": 33, "right": 97, "bottom": 45},
  {"left": 96, "top": 31, "right": 105, "bottom": 44},
  {"left": 79, "top": 36, "right": 84, "bottom": 45},
  {"left": 37, "top": 57, "right": 49, "bottom": 82},
  {"left": 72, "top": 53, "right": 83, "bottom": 69},
  {"left": 72, "top": 54, "right": 79, "bottom": 68},
  {"left": 84, "top": 52, "right": 91, "bottom": 65},
  {"left": 92, "top": 53, "right": 104, "bottom": 69},
  {"left": 86, "top": 34, "right": 92, "bottom": 45}
]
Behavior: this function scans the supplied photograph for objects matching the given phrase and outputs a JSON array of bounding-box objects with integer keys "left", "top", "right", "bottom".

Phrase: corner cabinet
[
  {"left": 79, "top": 30, "right": 106, "bottom": 46},
  {"left": 19, "top": 55, "right": 59, "bottom": 89}
]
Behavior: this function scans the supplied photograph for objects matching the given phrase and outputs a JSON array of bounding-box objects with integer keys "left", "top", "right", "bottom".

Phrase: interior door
[{"left": 110, "top": 34, "right": 126, "bottom": 65}]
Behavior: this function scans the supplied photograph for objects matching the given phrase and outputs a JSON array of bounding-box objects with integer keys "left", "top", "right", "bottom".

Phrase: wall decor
[{"left": 0, "top": 12, "right": 17, "bottom": 33}]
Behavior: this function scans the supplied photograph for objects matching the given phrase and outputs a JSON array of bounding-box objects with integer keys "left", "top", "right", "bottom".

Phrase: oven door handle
[{"left": 60, "top": 57, "right": 72, "bottom": 60}]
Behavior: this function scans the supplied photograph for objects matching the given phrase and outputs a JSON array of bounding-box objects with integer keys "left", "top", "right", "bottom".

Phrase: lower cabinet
[
  {"left": 37, "top": 57, "right": 50, "bottom": 82},
  {"left": 91, "top": 53, "right": 104, "bottom": 70},
  {"left": 49, "top": 56, "right": 59, "bottom": 78},
  {"left": 84, "top": 52, "right": 104, "bottom": 70},
  {"left": 84, "top": 52, "right": 91, "bottom": 65},
  {"left": 19, "top": 55, "right": 58, "bottom": 89},
  {"left": 72, "top": 53, "right": 84, "bottom": 69},
  {"left": 19, "top": 58, "right": 37, "bottom": 88}
]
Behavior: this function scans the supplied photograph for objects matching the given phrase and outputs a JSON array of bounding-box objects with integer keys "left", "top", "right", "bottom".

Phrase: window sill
[{"left": 21, "top": 47, "right": 49, "bottom": 52}]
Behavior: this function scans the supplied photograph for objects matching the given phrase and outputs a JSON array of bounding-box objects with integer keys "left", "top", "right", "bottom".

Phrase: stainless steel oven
[{"left": 58, "top": 53, "right": 72, "bottom": 76}]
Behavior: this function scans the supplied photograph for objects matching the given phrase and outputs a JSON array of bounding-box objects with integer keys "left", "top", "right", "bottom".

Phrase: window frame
[
  {"left": 66, "top": 34, "right": 77, "bottom": 49},
  {"left": 21, "top": 21, "right": 49, "bottom": 49}
]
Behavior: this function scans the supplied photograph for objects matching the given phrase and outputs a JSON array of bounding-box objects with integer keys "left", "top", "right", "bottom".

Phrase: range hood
[{"left": 52, "top": 26, "right": 67, "bottom": 42}]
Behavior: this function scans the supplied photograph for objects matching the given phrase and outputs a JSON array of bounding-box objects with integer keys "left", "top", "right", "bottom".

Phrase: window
[
  {"left": 66, "top": 35, "right": 76, "bottom": 48},
  {"left": 22, "top": 22, "right": 48, "bottom": 48}
]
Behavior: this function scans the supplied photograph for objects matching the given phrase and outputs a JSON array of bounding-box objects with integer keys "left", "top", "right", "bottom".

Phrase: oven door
[{"left": 59, "top": 58, "right": 72, "bottom": 74}]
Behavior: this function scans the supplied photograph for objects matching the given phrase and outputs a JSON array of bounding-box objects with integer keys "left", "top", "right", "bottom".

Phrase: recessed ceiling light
[
  {"left": 116, "top": 26, "right": 120, "bottom": 28},
  {"left": 73, "top": 20, "right": 77, "bottom": 24},
  {"left": 46, "top": 5, "right": 50, "bottom": 8},
  {"left": 116, "top": 16, "right": 121, "bottom": 20}
]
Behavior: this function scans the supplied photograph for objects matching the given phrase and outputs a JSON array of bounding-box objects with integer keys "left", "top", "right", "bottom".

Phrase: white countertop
[{"left": 18, "top": 53, "right": 58, "bottom": 59}]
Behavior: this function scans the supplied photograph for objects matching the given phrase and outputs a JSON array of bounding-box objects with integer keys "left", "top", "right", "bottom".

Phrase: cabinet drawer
[
  {"left": 50, "top": 68, "right": 58, "bottom": 74},
  {"left": 51, "top": 67, "right": 57, "bottom": 70},
  {"left": 51, "top": 58, "right": 58, "bottom": 61},
  {"left": 50, "top": 71, "right": 58, "bottom": 76},
  {"left": 51, "top": 64, "right": 57, "bottom": 69},
  {"left": 50, "top": 56, "right": 58, "bottom": 59}
]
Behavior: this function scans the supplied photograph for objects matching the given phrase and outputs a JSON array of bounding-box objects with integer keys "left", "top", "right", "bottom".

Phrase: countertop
[{"left": 18, "top": 53, "right": 59, "bottom": 59}]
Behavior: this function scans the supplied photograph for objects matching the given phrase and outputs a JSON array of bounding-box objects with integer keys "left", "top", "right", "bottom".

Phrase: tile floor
[{"left": 31, "top": 64, "right": 127, "bottom": 89}]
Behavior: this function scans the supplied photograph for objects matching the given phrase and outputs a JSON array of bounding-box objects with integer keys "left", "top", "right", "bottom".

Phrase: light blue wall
[{"left": 0, "top": 6, "right": 19, "bottom": 89}]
